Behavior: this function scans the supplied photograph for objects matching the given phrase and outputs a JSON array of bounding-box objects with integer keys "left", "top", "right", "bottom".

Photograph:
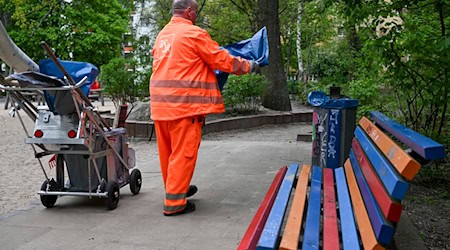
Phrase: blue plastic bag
[
  {"left": 216, "top": 26, "right": 269, "bottom": 90},
  {"left": 39, "top": 59, "right": 98, "bottom": 112},
  {"left": 39, "top": 59, "right": 98, "bottom": 94}
]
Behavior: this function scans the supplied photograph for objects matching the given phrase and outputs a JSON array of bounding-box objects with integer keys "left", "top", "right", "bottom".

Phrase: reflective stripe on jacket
[{"left": 150, "top": 17, "right": 250, "bottom": 121}]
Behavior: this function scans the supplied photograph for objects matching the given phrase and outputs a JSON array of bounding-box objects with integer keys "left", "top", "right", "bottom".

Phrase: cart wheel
[
  {"left": 40, "top": 180, "right": 58, "bottom": 208},
  {"left": 129, "top": 169, "right": 142, "bottom": 195},
  {"left": 105, "top": 181, "right": 120, "bottom": 210}
]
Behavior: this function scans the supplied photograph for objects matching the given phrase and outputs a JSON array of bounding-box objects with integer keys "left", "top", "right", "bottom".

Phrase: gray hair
[{"left": 172, "top": 0, "right": 195, "bottom": 14}]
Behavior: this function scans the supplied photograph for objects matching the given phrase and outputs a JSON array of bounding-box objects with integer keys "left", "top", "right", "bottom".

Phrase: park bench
[
  {"left": 238, "top": 111, "right": 446, "bottom": 250},
  {"left": 88, "top": 81, "right": 104, "bottom": 106},
  {"left": 88, "top": 88, "right": 104, "bottom": 106},
  {"left": 3, "top": 90, "right": 45, "bottom": 109}
]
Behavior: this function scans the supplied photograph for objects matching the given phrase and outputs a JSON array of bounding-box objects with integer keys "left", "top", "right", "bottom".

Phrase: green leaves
[
  {"left": 222, "top": 74, "right": 269, "bottom": 115},
  {"left": 199, "top": 0, "right": 254, "bottom": 44},
  {"left": 99, "top": 57, "right": 142, "bottom": 106},
  {"left": 340, "top": 0, "right": 449, "bottom": 142},
  {"left": 1, "top": 0, "right": 130, "bottom": 68}
]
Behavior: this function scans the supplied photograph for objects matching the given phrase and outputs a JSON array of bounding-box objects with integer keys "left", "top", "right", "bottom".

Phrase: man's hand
[{"left": 249, "top": 60, "right": 260, "bottom": 74}]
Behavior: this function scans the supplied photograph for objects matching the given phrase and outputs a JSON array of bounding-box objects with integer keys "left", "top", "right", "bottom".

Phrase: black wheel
[
  {"left": 129, "top": 169, "right": 142, "bottom": 195},
  {"left": 105, "top": 181, "right": 120, "bottom": 210},
  {"left": 40, "top": 180, "right": 58, "bottom": 208}
]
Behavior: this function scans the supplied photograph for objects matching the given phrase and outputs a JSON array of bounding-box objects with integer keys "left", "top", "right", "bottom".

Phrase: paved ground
[
  {"left": 0, "top": 120, "right": 312, "bottom": 250},
  {"left": 0, "top": 96, "right": 426, "bottom": 250}
]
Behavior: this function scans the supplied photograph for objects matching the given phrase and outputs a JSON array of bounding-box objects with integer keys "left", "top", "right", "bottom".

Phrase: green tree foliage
[
  {"left": 288, "top": 0, "right": 339, "bottom": 82},
  {"left": 309, "top": 39, "right": 357, "bottom": 86},
  {"left": 284, "top": 0, "right": 448, "bottom": 148},
  {"left": 299, "top": 1, "right": 348, "bottom": 82},
  {"left": 278, "top": 0, "right": 300, "bottom": 78},
  {"left": 0, "top": 0, "right": 130, "bottom": 67},
  {"left": 286, "top": 1, "right": 360, "bottom": 105},
  {"left": 222, "top": 74, "right": 268, "bottom": 115},
  {"left": 99, "top": 57, "right": 149, "bottom": 106},
  {"left": 347, "top": 78, "right": 386, "bottom": 119},
  {"left": 150, "top": 0, "right": 173, "bottom": 31},
  {"left": 340, "top": 0, "right": 449, "bottom": 142},
  {"left": 201, "top": 0, "right": 254, "bottom": 44},
  {"left": 151, "top": 0, "right": 253, "bottom": 45}
]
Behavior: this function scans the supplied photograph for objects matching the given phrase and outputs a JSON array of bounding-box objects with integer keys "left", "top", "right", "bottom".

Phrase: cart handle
[{"left": 0, "top": 76, "right": 88, "bottom": 91}]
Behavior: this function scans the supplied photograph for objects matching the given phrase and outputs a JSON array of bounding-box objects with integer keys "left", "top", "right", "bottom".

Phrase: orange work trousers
[{"left": 154, "top": 115, "right": 204, "bottom": 214}]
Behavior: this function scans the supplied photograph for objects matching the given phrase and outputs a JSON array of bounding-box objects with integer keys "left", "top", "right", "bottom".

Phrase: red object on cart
[{"left": 91, "top": 81, "right": 100, "bottom": 90}]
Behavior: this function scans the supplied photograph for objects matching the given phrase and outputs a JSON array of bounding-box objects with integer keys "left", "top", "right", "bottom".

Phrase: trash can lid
[
  {"left": 308, "top": 91, "right": 329, "bottom": 107},
  {"left": 321, "top": 98, "right": 359, "bottom": 109}
]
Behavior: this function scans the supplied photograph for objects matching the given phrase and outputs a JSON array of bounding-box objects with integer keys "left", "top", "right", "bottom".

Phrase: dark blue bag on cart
[{"left": 39, "top": 59, "right": 98, "bottom": 114}]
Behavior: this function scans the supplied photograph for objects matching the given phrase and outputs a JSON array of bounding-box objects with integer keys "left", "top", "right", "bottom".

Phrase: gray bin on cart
[
  {"left": 64, "top": 144, "right": 107, "bottom": 192},
  {"left": 64, "top": 129, "right": 125, "bottom": 192},
  {"left": 311, "top": 98, "right": 358, "bottom": 169}
]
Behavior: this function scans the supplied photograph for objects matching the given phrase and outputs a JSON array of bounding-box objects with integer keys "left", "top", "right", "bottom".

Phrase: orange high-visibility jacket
[{"left": 150, "top": 17, "right": 250, "bottom": 121}]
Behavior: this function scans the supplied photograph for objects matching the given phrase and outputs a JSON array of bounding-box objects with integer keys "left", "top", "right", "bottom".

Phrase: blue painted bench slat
[
  {"left": 350, "top": 150, "right": 395, "bottom": 245},
  {"left": 256, "top": 163, "right": 299, "bottom": 250},
  {"left": 370, "top": 111, "right": 445, "bottom": 160},
  {"left": 354, "top": 126, "right": 409, "bottom": 200},
  {"left": 335, "top": 167, "right": 361, "bottom": 250},
  {"left": 301, "top": 166, "right": 323, "bottom": 250}
]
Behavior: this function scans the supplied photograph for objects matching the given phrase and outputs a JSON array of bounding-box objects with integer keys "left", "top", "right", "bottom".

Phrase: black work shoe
[
  {"left": 186, "top": 185, "right": 198, "bottom": 198},
  {"left": 164, "top": 201, "right": 196, "bottom": 216}
]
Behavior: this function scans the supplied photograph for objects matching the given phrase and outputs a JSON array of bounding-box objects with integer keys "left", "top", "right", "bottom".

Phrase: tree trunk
[
  {"left": 257, "top": 0, "right": 291, "bottom": 111},
  {"left": 348, "top": 25, "right": 362, "bottom": 51},
  {"left": 296, "top": 0, "right": 304, "bottom": 81},
  {"left": 285, "top": 26, "right": 293, "bottom": 79},
  {"left": 1, "top": 12, "right": 11, "bottom": 28},
  {"left": 437, "top": 2, "right": 448, "bottom": 136},
  {"left": 305, "top": 26, "right": 315, "bottom": 84}
]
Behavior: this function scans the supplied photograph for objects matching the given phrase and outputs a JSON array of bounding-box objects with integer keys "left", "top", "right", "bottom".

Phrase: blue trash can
[{"left": 310, "top": 95, "right": 358, "bottom": 169}]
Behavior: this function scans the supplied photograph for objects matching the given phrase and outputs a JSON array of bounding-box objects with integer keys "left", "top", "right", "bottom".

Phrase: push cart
[{"left": 0, "top": 44, "right": 141, "bottom": 210}]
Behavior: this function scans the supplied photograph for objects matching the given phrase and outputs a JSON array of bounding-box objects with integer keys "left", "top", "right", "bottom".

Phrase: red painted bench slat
[
  {"left": 352, "top": 138, "right": 403, "bottom": 222},
  {"left": 323, "top": 168, "right": 339, "bottom": 250}
]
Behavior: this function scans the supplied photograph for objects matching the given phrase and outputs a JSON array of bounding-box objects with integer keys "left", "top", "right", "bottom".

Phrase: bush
[
  {"left": 287, "top": 80, "right": 300, "bottom": 94},
  {"left": 99, "top": 57, "right": 136, "bottom": 106},
  {"left": 134, "top": 69, "right": 151, "bottom": 101},
  {"left": 99, "top": 57, "right": 150, "bottom": 106},
  {"left": 222, "top": 74, "right": 268, "bottom": 115},
  {"left": 347, "top": 79, "right": 382, "bottom": 119}
]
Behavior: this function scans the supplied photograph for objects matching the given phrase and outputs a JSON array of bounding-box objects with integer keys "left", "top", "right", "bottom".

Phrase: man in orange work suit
[{"left": 150, "top": 0, "right": 259, "bottom": 216}]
